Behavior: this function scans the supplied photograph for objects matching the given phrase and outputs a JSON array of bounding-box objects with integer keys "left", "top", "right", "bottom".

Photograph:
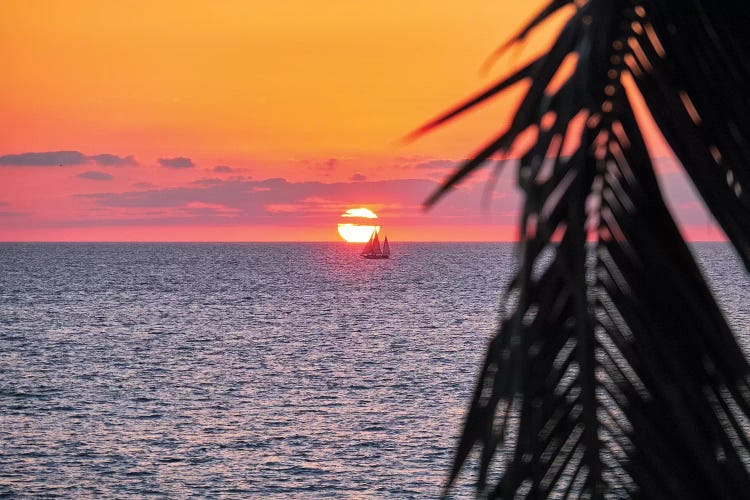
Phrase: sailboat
[{"left": 361, "top": 230, "right": 390, "bottom": 259}]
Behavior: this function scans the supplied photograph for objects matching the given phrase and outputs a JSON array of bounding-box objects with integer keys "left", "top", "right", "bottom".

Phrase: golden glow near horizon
[{"left": 338, "top": 208, "right": 380, "bottom": 242}]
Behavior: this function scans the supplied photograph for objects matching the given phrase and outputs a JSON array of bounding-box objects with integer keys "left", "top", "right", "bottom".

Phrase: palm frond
[{"left": 418, "top": 1, "right": 750, "bottom": 497}]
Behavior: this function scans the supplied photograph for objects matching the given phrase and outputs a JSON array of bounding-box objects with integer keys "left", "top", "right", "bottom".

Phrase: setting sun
[{"left": 337, "top": 208, "right": 380, "bottom": 242}]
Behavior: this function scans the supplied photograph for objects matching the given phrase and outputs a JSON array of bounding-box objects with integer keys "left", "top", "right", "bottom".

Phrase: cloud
[
  {"left": 0, "top": 201, "right": 26, "bottom": 216},
  {"left": 89, "top": 154, "right": 138, "bottom": 166},
  {"left": 193, "top": 178, "right": 224, "bottom": 186},
  {"left": 132, "top": 182, "right": 155, "bottom": 189},
  {"left": 214, "top": 165, "right": 234, "bottom": 173},
  {"left": 0, "top": 151, "right": 138, "bottom": 167},
  {"left": 350, "top": 172, "right": 367, "bottom": 181},
  {"left": 71, "top": 174, "right": 522, "bottom": 229},
  {"left": 158, "top": 157, "right": 194, "bottom": 169},
  {"left": 412, "top": 159, "right": 457, "bottom": 170},
  {"left": 182, "top": 202, "right": 241, "bottom": 217},
  {"left": 82, "top": 177, "right": 435, "bottom": 209},
  {"left": 77, "top": 171, "right": 114, "bottom": 181},
  {"left": 0, "top": 151, "right": 86, "bottom": 166},
  {"left": 306, "top": 158, "right": 339, "bottom": 172}
]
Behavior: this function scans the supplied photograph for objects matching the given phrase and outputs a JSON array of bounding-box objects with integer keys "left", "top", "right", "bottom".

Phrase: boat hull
[{"left": 362, "top": 255, "right": 389, "bottom": 259}]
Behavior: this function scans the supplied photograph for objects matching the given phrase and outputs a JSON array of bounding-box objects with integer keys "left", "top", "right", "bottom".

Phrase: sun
[{"left": 337, "top": 208, "right": 380, "bottom": 242}]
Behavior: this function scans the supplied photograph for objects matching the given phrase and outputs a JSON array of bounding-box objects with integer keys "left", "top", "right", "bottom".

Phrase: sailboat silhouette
[{"left": 361, "top": 230, "right": 390, "bottom": 259}]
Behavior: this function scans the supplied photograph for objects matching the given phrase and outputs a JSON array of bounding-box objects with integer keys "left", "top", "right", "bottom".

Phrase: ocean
[{"left": 1, "top": 243, "right": 748, "bottom": 498}]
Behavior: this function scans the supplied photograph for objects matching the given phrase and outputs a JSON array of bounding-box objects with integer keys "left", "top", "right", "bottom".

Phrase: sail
[
  {"left": 360, "top": 234, "right": 373, "bottom": 255},
  {"left": 371, "top": 232, "right": 382, "bottom": 255},
  {"left": 382, "top": 236, "right": 390, "bottom": 256}
]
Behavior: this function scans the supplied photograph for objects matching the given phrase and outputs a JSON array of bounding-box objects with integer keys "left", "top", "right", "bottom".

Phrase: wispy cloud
[
  {"left": 411, "top": 159, "right": 457, "bottom": 170},
  {"left": 89, "top": 154, "right": 138, "bottom": 166},
  {"left": 77, "top": 171, "right": 114, "bottom": 181},
  {"left": 192, "top": 178, "right": 224, "bottom": 186},
  {"left": 158, "top": 157, "right": 194, "bottom": 169},
  {"left": 304, "top": 158, "right": 340, "bottom": 174},
  {"left": 81, "top": 177, "right": 435, "bottom": 210},
  {"left": 75, "top": 177, "right": 431, "bottom": 225},
  {"left": 72, "top": 175, "right": 520, "bottom": 228},
  {"left": 0, "top": 201, "right": 26, "bottom": 217}
]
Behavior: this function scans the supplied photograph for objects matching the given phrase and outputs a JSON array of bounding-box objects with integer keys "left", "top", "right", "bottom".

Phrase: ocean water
[{"left": 0, "top": 242, "right": 748, "bottom": 498}]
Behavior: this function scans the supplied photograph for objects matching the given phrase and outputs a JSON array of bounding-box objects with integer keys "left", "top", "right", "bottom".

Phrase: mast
[
  {"left": 382, "top": 236, "right": 390, "bottom": 256},
  {"left": 371, "top": 231, "right": 382, "bottom": 255}
]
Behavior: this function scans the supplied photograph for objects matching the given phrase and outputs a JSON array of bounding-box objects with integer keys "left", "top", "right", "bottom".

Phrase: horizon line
[{"left": 0, "top": 239, "right": 730, "bottom": 244}]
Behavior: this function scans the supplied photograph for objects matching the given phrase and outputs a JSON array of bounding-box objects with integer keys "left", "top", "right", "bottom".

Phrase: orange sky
[{"left": 0, "top": 1, "right": 722, "bottom": 241}]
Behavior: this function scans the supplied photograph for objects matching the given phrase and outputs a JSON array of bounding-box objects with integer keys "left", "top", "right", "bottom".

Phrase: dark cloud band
[
  {"left": 159, "top": 157, "right": 194, "bottom": 169},
  {"left": 0, "top": 151, "right": 138, "bottom": 167}
]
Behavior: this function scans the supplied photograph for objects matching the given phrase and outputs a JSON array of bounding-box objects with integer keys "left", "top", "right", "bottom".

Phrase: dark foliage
[{"left": 412, "top": 1, "right": 750, "bottom": 497}]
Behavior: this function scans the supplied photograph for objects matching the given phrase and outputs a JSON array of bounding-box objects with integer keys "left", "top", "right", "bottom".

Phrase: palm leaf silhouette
[{"left": 411, "top": 1, "right": 750, "bottom": 497}]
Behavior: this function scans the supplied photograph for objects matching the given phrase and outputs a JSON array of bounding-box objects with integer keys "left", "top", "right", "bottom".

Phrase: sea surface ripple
[{"left": 0, "top": 243, "right": 748, "bottom": 498}]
